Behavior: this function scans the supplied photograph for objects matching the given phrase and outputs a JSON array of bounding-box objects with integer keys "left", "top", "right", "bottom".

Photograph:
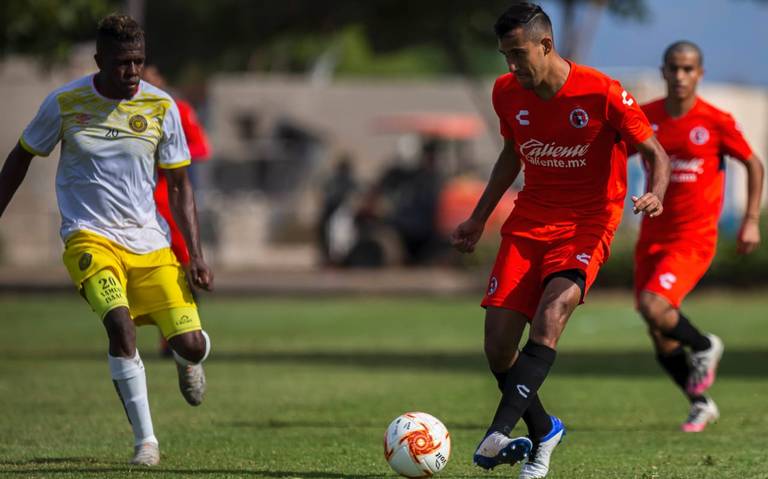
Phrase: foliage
[{"left": 0, "top": 0, "right": 118, "bottom": 65}]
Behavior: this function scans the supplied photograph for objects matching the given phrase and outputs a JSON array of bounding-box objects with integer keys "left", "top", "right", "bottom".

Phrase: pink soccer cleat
[{"left": 686, "top": 334, "right": 724, "bottom": 396}]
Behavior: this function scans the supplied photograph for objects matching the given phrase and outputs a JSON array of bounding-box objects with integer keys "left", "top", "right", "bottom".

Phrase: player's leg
[
  {"left": 474, "top": 307, "right": 535, "bottom": 469},
  {"left": 127, "top": 251, "right": 211, "bottom": 407},
  {"left": 490, "top": 273, "right": 580, "bottom": 430},
  {"left": 484, "top": 308, "right": 552, "bottom": 440},
  {"left": 82, "top": 270, "right": 160, "bottom": 465},
  {"left": 512, "top": 273, "right": 578, "bottom": 479},
  {"left": 637, "top": 291, "right": 722, "bottom": 395},
  {"left": 168, "top": 328, "right": 211, "bottom": 406},
  {"left": 63, "top": 233, "right": 160, "bottom": 465}
]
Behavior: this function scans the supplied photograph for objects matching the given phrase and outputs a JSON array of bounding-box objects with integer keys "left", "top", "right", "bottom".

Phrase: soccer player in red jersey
[
  {"left": 634, "top": 41, "right": 764, "bottom": 433},
  {"left": 451, "top": 4, "right": 670, "bottom": 477}
]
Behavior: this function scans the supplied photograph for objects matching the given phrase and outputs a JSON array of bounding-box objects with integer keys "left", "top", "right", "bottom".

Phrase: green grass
[{"left": 1, "top": 292, "right": 767, "bottom": 478}]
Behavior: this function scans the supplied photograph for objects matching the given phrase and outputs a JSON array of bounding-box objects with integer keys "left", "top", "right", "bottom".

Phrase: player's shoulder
[
  {"left": 568, "top": 63, "right": 615, "bottom": 92},
  {"left": 44, "top": 75, "right": 93, "bottom": 103},
  {"left": 137, "top": 80, "right": 175, "bottom": 103},
  {"left": 694, "top": 97, "right": 736, "bottom": 124},
  {"left": 640, "top": 98, "right": 666, "bottom": 115},
  {"left": 493, "top": 72, "right": 521, "bottom": 93}
]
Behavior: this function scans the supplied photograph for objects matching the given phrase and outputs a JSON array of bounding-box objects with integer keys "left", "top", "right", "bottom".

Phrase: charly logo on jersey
[
  {"left": 576, "top": 253, "right": 591, "bottom": 265},
  {"left": 659, "top": 272, "right": 677, "bottom": 290},
  {"left": 488, "top": 276, "right": 498, "bottom": 295},
  {"left": 689, "top": 126, "right": 709, "bottom": 145},
  {"left": 569, "top": 108, "right": 589, "bottom": 128},
  {"left": 516, "top": 110, "right": 530, "bottom": 126},
  {"left": 518, "top": 138, "right": 591, "bottom": 167},
  {"left": 129, "top": 114, "right": 148, "bottom": 133}
]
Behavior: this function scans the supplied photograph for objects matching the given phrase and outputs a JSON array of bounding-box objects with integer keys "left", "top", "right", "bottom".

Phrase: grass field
[{"left": 1, "top": 291, "right": 767, "bottom": 478}]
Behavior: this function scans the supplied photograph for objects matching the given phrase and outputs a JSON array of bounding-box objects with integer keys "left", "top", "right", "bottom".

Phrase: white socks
[
  {"left": 172, "top": 330, "right": 211, "bottom": 366},
  {"left": 108, "top": 350, "right": 158, "bottom": 447}
]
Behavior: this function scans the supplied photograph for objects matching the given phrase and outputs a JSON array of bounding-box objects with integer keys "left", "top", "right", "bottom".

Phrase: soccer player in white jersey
[{"left": 0, "top": 15, "right": 212, "bottom": 466}]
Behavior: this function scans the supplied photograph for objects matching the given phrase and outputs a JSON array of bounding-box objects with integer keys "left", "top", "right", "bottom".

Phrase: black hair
[
  {"left": 494, "top": 3, "right": 553, "bottom": 41},
  {"left": 96, "top": 14, "right": 144, "bottom": 53},
  {"left": 663, "top": 40, "right": 703, "bottom": 66}
]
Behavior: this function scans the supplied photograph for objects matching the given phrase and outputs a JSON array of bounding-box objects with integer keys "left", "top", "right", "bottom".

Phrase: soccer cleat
[
  {"left": 176, "top": 362, "right": 206, "bottom": 406},
  {"left": 681, "top": 397, "right": 719, "bottom": 432},
  {"left": 130, "top": 441, "right": 160, "bottom": 466},
  {"left": 519, "top": 416, "right": 566, "bottom": 479},
  {"left": 473, "top": 431, "right": 533, "bottom": 470},
  {"left": 686, "top": 334, "right": 724, "bottom": 396}
]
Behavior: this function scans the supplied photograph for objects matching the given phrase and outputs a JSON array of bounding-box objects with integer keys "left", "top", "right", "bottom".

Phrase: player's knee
[
  {"left": 170, "top": 330, "right": 210, "bottom": 364},
  {"left": 636, "top": 292, "right": 668, "bottom": 327},
  {"left": 102, "top": 308, "right": 136, "bottom": 356},
  {"left": 484, "top": 339, "right": 516, "bottom": 371}
]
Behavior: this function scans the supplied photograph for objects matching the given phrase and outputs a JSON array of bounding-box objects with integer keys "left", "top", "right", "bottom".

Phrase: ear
[
  {"left": 541, "top": 37, "right": 553, "bottom": 55},
  {"left": 94, "top": 53, "right": 103, "bottom": 70}
]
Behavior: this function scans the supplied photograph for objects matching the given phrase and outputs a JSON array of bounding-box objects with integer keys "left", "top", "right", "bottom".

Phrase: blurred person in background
[
  {"left": 0, "top": 14, "right": 213, "bottom": 466},
  {"left": 142, "top": 64, "right": 212, "bottom": 356},
  {"left": 633, "top": 41, "right": 764, "bottom": 433},
  {"left": 318, "top": 153, "right": 358, "bottom": 266}
]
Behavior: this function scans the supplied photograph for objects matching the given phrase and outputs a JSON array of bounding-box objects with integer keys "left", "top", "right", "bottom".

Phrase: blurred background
[{"left": 1, "top": 0, "right": 767, "bottom": 294}]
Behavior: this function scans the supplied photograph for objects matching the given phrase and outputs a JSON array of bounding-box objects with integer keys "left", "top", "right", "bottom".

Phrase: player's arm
[
  {"left": 451, "top": 138, "right": 521, "bottom": 253},
  {"left": 737, "top": 153, "right": 764, "bottom": 254},
  {"left": 0, "top": 143, "right": 35, "bottom": 218},
  {"left": 631, "top": 135, "right": 670, "bottom": 218},
  {"left": 165, "top": 166, "right": 213, "bottom": 291}
]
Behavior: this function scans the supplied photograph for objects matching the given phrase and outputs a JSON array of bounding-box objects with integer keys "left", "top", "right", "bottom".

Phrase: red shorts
[
  {"left": 634, "top": 240, "right": 715, "bottom": 308},
  {"left": 481, "top": 216, "right": 614, "bottom": 320}
]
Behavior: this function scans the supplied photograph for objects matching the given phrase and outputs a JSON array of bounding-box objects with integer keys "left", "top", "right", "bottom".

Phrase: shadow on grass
[
  {"left": 2, "top": 349, "right": 767, "bottom": 377},
  {"left": 0, "top": 459, "right": 390, "bottom": 478}
]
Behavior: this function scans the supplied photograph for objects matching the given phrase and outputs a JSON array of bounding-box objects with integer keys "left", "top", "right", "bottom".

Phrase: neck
[
  {"left": 533, "top": 55, "right": 570, "bottom": 100},
  {"left": 664, "top": 94, "right": 697, "bottom": 118},
  {"left": 93, "top": 72, "right": 132, "bottom": 100}
]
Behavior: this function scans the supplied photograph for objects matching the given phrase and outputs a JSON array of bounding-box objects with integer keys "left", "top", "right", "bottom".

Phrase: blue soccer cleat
[
  {"left": 473, "top": 430, "right": 533, "bottom": 470},
  {"left": 518, "top": 416, "right": 566, "bottom": 479}
]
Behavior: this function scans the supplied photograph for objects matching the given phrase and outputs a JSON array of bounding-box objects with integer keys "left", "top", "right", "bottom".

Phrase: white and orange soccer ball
[{"left": 383, "top": 412, "right": 451, "bottom": 478}]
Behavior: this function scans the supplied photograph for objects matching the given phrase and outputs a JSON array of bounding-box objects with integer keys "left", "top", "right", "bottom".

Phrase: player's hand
[
  {"left": 736, "top": 217, "right": 761, "bottom": 254},
  {"left": 189, "top": 257, "right": 214, "bottom": 291},
  {"left": 451, "top": 217, "right": 485, "bottom": 253},
  {"left": 631, "top": 193, "right": 663, "bottom": 217}
]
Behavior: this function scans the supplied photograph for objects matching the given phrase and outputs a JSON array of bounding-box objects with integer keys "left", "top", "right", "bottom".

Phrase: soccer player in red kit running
[
  {"left": 451, "top": 4, "right": 670, "bottom": 478},
  {"left": 634, "top": 41, "right": 763, "bottom": 433}
]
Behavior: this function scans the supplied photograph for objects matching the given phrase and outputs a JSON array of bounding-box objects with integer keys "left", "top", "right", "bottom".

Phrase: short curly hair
[{"left": 96, "top": 14, "right": 144, "bottom": 52}]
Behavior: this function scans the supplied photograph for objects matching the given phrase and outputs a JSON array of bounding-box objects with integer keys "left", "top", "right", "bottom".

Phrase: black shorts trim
[{"left": 543, "top": 269, "right": 586, "bottom": 302}]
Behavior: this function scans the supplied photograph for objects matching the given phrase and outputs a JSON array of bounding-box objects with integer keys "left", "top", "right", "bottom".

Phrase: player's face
[
  {"left": 662, "top": 50, "right": 703, "bottom": 101},
  {"left": 96, "top": 40, "right": 146, "bottom": 99},
  {"left": 498, "top": 28, "right": 545, "bottom": 89}
]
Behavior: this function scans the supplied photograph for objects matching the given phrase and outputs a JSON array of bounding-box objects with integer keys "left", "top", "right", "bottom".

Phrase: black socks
[
  {"left": 490, "top": 340, "right": 556, "bottom": 436},
  {"left": 656, "top": 346, "right": 707, "bottom": 404},
  {"left": 492, "top": 368, "right": 552, "bottom": 439},
  {"left": 662, "top": 312, "right": 711, "bottom": 352}
]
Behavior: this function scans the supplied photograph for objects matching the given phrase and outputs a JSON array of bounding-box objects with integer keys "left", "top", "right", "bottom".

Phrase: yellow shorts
[{"left": 62, "top": 230, "right": 201, "bottom": 339}]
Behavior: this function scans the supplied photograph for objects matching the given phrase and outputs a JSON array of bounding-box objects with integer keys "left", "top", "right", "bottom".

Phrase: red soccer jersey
[
  {"left": 638, "top": 98, "right": 753, "bottom": 246},
  {"left": 492, "top": 62, "right": 653, "bottom": 233}
]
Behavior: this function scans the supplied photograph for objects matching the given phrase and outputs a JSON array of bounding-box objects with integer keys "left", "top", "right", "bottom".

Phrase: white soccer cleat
[
  {"left": 687, "top": 334, "right": 724, "bottom": 396},
  {"left": 130, "top": 441, "right": 160, "bottom": 466},
  {"left": 473, "top": 431, "right": 532, "bottom": 470},
  {"left": 176, "top": 362, "right": 206, "bottom": 406},
  {"left": 681, "top": 397, "right": 719, "bottom": 433},
  {"left": 519, "top": 416, "right": 566, "bottom": 479}
]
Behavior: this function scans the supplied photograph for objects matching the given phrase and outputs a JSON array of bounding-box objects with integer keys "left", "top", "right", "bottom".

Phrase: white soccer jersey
[{"left": 20, "top": 74, "right": 190, "bottom": 253}]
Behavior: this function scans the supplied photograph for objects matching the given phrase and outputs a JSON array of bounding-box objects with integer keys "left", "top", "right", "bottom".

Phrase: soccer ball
[{"left": 383, "top": 412, "right": 451, "bottom": 478}]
